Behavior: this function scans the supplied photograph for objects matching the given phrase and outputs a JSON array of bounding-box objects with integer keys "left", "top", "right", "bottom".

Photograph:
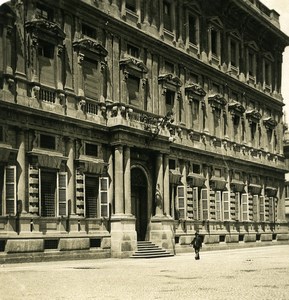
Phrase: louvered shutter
[
  {"left": 99, "top": 177, "right": 109, "bottom": 218},
  {"left": 5, "top": 166, "right": 16, "bottom": 215},
  {"left": 253, "top": 195, "right": 259, "bottom": 222},
  {"left": 58, "top": 172, "right": 67, "bottom": 216},
  {"left": 235, "top": 192, "right": 240, "bottom": 221},
  {"left": 193, "top": 187, "right": 198, "bottom": 220},
  {"left": 241, "top": 194, "right": 249, "bottom": 221},
  {"left": 215, "top": 191, "right": 222, "bottom": 221},
  {"left": 223, "top": 191, "right": 229, "bottom": 220},
  {"left": 201, "top": 188, "right": 208, "bottom": 220},
  {"left": 259, "top": 196, "right": 265, "bottom": 221},
  {"left": 83, "top": 58, "right": 98, "bottom": 100},
  {"left": 176, "top": 186, "right": 185, "bottom": 219},
  {"left": 269, "top": 197, "right": 274, "bottom": 222}
]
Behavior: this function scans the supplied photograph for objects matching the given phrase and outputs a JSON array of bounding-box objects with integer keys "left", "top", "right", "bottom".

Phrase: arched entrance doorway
[{"left": 131, "top": 167, "right": 148, "bottom": 241}]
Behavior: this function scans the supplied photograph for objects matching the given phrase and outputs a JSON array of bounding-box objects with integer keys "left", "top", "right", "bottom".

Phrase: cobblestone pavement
[{"left": 0, "top": 245, "right": 289, "bottom": 300}]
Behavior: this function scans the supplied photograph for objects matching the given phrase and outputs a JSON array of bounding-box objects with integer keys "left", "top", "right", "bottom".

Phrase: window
[
  {"left": 192, "top": 164, "right": 200, "bottom": 174},
  {"left": 99, "top": 177, "right": 109, "bottom": 217},
  {"left": 40, "top": 134, "right": 56, "bottom": 150},
  {"left": 211, "top": 29, "right": 218, "bottom": 56},
  {"left": 169, "top": 159, "right": 176, "bottom": 170},
  {"left": 38, "top": 42, "right": 54, "bottom": 59},
  {"left": 0, "top": 166, "right": 16, "bottom": 215},
  {"left": 83, "top": 58, "right": 99, "bottom": 100},
  {"left": 165, "top": 61, "right": 174, "bottom": 74},
  {"left": 248, "top": 51, "right": 254, "bottom": 76},
  {"left": 82, "top": 24, "right": 97, "bottom": 39},
  {"left": 166, "top": 90, "right": 175, "bottom": 110},
  {"left": 127, "top": 74, "right": 140, "bottom": 105},
  {"left": 223, "top": 191, "right": 229, "bottom": 220},
  {"left": 230, "top": 40, "right": 238, "bottom": 67},
  {"left": 163, "top": 0, "right": 172, "bottom": 31},
  {"left": 126, "top": 0, "right": 136, "bottom": 12},
  {"left": 215, "top": 168, "right": 221, "bottom": 177},
  {"left": 36, "top": 4, "right": 53, "bottom": 21},
  {"left": 191, "top": 99, "right": 199, "bottom": 128},
  {"left": 241, "top": 194, "right": 249, "bottom": 221},
  {"left": 264, "top": 61, "right": 271, "bottom": 86},
  {"left": 259, "top": 196, "right": 265, "bottom": 221},
  {"left": 40, "top": 171, "right": 56, "bottom": 217},
  {"left": 127, "top": 44, "right": 139, "bottom": 58},
  {"left": 85, "top": 176, "right": 98, "bottom": 218},
  {"left": 201, "top": 189, "right": 208, "bottom": 220},
  {"left": 250, "top": 122, "right": 257, "bottom": 141},
  {"left": 189, "top": 72, "right": 198, "bottom": 84},
  {"left": 189, "top": 14, "right": 197, "bottom": 44},
  {"left": 0, "top": 125, "right": 3, "bottom": 142},
  {"left": 85, "top": 143, "right": 98, "bottom": 157},
  {"left": 176, "top": 186, "right": 185, "bottom": 218}
]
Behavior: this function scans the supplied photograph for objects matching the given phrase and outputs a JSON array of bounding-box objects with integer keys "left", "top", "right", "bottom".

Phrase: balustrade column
[
  {"left": 155, "top": 153, "right": 164, "bottom": 216},
  {"left": 66, "top": 138, "right": 75, "bottom": 215},
  {"left": 17, "top": 129, "right": 27, "bottom": 213},
  {"left": 124, "top": 146, "right": 131, "bottom": 215},
  {"left": 114, "top": 145, "right": 124, "bottom": 214},
  {"left": 163, "top": 154, "right": 170, "bottom": 216}
]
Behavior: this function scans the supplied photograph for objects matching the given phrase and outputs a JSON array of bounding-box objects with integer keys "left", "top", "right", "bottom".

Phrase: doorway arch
[{"left": 131, "top": 166, "right": 148, "bottom": 241}]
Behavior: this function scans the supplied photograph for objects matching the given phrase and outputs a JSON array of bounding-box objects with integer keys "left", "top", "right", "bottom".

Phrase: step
[{"left": 131, "top": 241, "right": 174, "bottom": 259}]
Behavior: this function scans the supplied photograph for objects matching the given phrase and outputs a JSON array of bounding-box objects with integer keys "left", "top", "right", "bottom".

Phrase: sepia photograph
[{"left": 0, "top": 0, "right": 289, "bottom": 299}]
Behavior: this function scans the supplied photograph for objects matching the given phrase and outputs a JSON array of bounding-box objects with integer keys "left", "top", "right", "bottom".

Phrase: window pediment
[
  {"left": 265, "top": 186, "right": 277, "bottom": 197},
  {"left": 208, "top": 94, "right": 227, "bottom": 110},
  {"left": 263, "top": 117, "right": 277, "bottom": 129},
  {"left": 185, "top": 83, "right": 206, "bottom": 96},
  {"left": 263, "top": 51, "right": 274, "bottom": 62},
  {"left": 227, "top": 29, "right": 241, "bottom": 40},
  {"left": 208, "top": 16, "right": 223, "bottom": 28},
  {"left": 73, "top": 39, "right": 108, "bottom": 59},
  {"left": 158, "top": 73, "right": 182, "bottom": 87},
  {"left": 119, "top": 57, "right": 148, "bottom": 73},
  {"left": 246, "top": 109, "right": 261, "bottom": 122},
  {"left": 228, "top": 101, "right": 245, "bottom": 116},
  {"left": 26, "top": 19, "right": 65, "bottom": 41},
  {"left": 246, "top": 41, "right": 259, "bottom": 52}
]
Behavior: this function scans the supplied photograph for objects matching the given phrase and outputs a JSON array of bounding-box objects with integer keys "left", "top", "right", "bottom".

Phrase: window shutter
[
  {"left": 5, "top": 166, "right": 16, "bottom": 215},
  {"left": 58, "top": 172, "right": 67, "bottom": 216},
  {"left": 99, "top": 177, "right": 109, "bottom": 218},
  {"left": 223, "top": 191, "right": 229, "bottom": 220},
  {"left": 253, "top": 195, "right": 259, "bottom": 222},
  {"left": 201, "top": 188, "right": 208, "bottom": 220},
  {"left": 264, "top": 196, "right": 270, "bottom": 221},
  {"left": 259, "top": 196, "right": 265, "bottom": 221},
  {"left": 269, "top": 197, "right": 274, "bottom": 222},
  {"left": 176, "top": 186, "right": 185, "bottom": 219},
  {"left": 241, "top": 193, "right": 249, "bottom": 221},
  {"left": 235, "top": 192, "right": 240, "bottom": 221},
  {"left": 209, "top": 190, "right": 216, "bottom": 220},
  {"left": 215, "top": 191, "right": 222, "bottom": 221},
  {"left": 193, "top": 187, "right": 198, "bottom": 220}
]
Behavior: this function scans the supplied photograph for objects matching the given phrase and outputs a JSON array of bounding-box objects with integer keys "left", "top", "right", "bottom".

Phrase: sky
[{"left": 0, "top": 0, "right": 288, "bottom": 119}]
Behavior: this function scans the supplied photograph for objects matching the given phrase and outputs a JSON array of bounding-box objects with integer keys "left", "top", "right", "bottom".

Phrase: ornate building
[{"left": 0, "top": 0, "right": 289, "bottom": 259}]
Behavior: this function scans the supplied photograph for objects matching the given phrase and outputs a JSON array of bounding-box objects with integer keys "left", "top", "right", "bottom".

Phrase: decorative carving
[
  {"left": 158, "top": 73, "right": 182, "bottom": 87},
  {"left": 228, "top": 101, "right": 245, "bottom": 117},
  {"left": 208, "top": 94, "right": 227, "bottom": 111},
  {"left": 32, "top": 85, "right": 40, "bottom": 99},
  {"left": 263, "top": 117, "right": 277, "bottom": 130},
  {"left": 185, "top": 83, "right": 206, "bottom": 97},
  {"left": 245, "top": 109, "right": 261, "bottom": 124},
  {"left": 119, "top": 57, "right": 148, "bottom": 73},
  {"left": 73, "top": 38, "right": 108, "bottom": 59}
]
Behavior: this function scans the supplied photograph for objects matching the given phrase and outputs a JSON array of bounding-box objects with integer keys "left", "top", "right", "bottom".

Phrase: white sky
[{"left": 0, "top": 0, "right": 288, "bottom": 119}]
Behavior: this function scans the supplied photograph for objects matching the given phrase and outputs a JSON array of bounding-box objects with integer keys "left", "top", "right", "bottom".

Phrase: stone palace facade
[{"left": 0, "top": 0, "right": 289, "bottom": 259}]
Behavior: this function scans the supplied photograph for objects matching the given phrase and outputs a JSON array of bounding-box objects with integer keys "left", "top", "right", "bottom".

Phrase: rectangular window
[
  {"left": 126, "top": 0, "right": 136, "bottom": 12},
  {"left": 189, "top": 15, "right": 197, "bottom": 44},
  {"left": 166, "top": 90, "right": 175, "bottom": 106},
  {"left": 201, "top": 189, "right": 208, "bottom": 220},
  {"left": 127, "top": 75, "right": 140, "bottom": 105},
  {"left": 176, "top": 186, "right": 185, "bottom": 219},
  {"left": 249, "top": 51, "right": 254, "bottom": 76},
  {"left": 215, "top": 168, "right": 222, "bottom": 177},
  {"left": 0, "top": 125, "right": 3, "bottom": 142},
  {"left": 192, "top": 99, "right": 199, "bottom": 128},
  {"left": 235, "top": 192, "right": 240, "bottom": 220},
  {"left": 269, "top": 197, "right": 276, "bottom": 222},
  {"left": 163, "top": 0, "right": 172, "bottom": 31},
  {"left": 253, "top": 194, "right": 258, "bottom": 222},
  {"left": 264, "top": 61, "right": 271, "bottom": 85},
  {"left": 36, "top": 4, "right": 53, "bottom": 21},
  {"left": 83, "top": 58, "right": 99, "bottom": 100},
  {"left": 169, "top": 159, "right": 176, "bottom": 170},
  {"left": 192, "top": 164, "right": 200, "bottom": 174},
  {"left": 99, "top": 177, "right": 109, "bottom": 217},
  {"left": 82, "top": 24, "right": 97, "bottom": 39},
  {"left": 215, "top": 191, "right": 222, "bottom": 221},
  {"left": 211, "top": 29, "right": 218, "bottom": 56},
  {"left": 231, "top": 40, "right": 237, "bottom": 67},
  {"left": 85, "top": 176, "right": 98, "bottom": 218},
  {"left": 250, "top": 122, "right": 257, "bottom": 140},
  {"left": 85, "top": 143, "right": 98, "bottom": 157},
  {"left": 40, "top": 134, "right": 56, "bottom": 150},
  {"left": 127, "top": 44, "right": 139, "bottom": 58},
  {"left": 40, "top": 171, "right": 56, "bottom": 217},
  {"left": 189, "top": 72, "right": 198, "bottom": 84},
  {"left": 38, "top": 42, "right": 54, "bottom": 59},
  {"left": 165, "top": 61, "right": 174, "bottom": 74}
]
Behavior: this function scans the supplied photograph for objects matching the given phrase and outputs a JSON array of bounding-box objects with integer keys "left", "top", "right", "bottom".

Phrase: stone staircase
[{"left": 131, "top": 241, "right": 174, "bottom": 259}]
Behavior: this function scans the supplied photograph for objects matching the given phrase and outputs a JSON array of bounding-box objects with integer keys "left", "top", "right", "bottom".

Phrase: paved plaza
[{"left": 0, "top": 245, "right": 288, "bottom": 300}]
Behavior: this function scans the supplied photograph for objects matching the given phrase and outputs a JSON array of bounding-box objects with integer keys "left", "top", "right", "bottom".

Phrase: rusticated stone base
[{"left": 5, "top": 239, "right": 43, "bottom": 253}]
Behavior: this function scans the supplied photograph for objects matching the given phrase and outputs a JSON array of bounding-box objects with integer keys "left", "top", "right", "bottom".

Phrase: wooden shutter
[
  {"left": 264, "top": 196, "right": 270, "bottom": 221},
  {"left": 83, "top": 58, "right": 98, "bottom": 100},
  {"left": 269, "top": 197, "right": 275, "bottom": 222},
  {"left": 186, "top": 187, "right": 193, "bottom": 219},
  {"left": 58, "top": 172, "right": 67, "bottom": 216},
  {"left": 235, "top": 192, "right": 240, "bottom": 221},
  {"left": 193, "top": 187, "right": 198, "bottom": 220},
  {"left": 4, "top": 166, "right": 16, "bottom": 215},
  {"left": 99, "top": 177, "right": 109, "bottom": 218},
  {"left": 176, "top": 186, "right": 185, "bottom": 219},
  {"left": 259, "top": 196, "right": 265, "bottom": 221},
  {"left": 253, "top": 195, "right": 259, "bottom": 222},
  {"left": 201, "top": 188, "right": 208, "bottom": 220},
  {"left": 241, "top": 193, "right": 249, "bottom": 221},
  {"left": 209, "top": 190, "right": 216, "bottom": 220},
  {"left": 223, "top": 191, "right": 229, "bottom": 220},
  {"left": 215, "top": 191, "right": 222, "bottom": 221},
  {"left": 248, "top": 194, "right": 253, "bottom": 221}
]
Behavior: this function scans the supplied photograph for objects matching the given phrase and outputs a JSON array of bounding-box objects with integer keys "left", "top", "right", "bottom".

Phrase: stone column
[
  {"left": 114, "top": 145, "right": 124, "bottom": 215},
  {"left": 124, "top": 146, "right": 131, "bottom": 215},
  {"left": 17, "top": 129, "right": 27, "bottom": 214},
  {"left": 66, "top": 138, "right": 75, "bottom": 215},
  {"left": 163, "top": 154, "right": 170, "bottom": 216},
  {"left": 155, "top": 153, "right": 164, "bottom": 216}
]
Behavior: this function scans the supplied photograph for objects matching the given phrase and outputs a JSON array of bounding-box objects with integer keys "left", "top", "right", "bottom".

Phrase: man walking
[{"left": 191, "top": 232, "right": 203, "bottom": 260}]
